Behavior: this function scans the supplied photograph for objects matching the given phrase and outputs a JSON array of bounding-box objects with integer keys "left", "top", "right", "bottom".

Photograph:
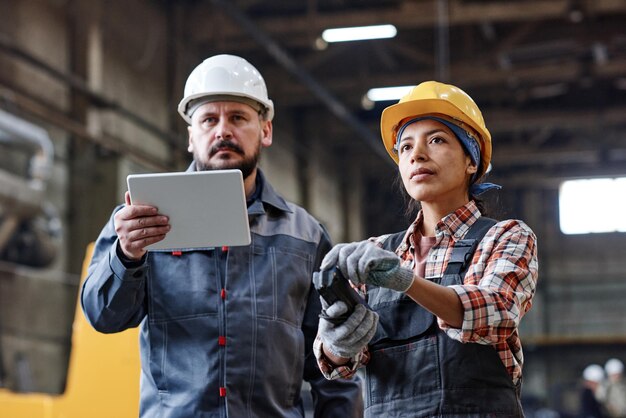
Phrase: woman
[{"left": 314, "top": 81, "right": 538, "bottom": 417}]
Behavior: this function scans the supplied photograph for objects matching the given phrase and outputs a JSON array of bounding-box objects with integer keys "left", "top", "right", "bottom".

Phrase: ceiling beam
[
  {"left": 191, "top": 0, "right": 626, "bottom": 43},
  {"left": 207, "top": 0, "right": 393, "bottom": 165},
  {"left": 260, "top": 49, "right": 626, "bottom": 109},
  {"left": 488, "top": 106, "right": 626, "bottom": 135}
]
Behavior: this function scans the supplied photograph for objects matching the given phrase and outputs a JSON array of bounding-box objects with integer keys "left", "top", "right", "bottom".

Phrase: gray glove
[
  {"left": 318, "top": 301, "right": 379, "bottom": 359},
  {"left": 321, "top": 241, "right": 414, "bottom": 292}
]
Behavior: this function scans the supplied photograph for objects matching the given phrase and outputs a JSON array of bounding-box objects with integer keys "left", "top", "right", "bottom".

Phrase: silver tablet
[{"left": 126, "top": 169, "right": 251, "bottom": 250}]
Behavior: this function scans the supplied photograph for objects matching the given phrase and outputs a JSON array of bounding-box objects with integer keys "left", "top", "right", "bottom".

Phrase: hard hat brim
[{"left": 178, "top": 92, "right": 274, "bottom": 124}]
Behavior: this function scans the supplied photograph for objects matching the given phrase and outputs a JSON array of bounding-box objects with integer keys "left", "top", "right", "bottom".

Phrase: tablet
[{"left": 126, "top": 169, "right": 251, "bottom": 250}]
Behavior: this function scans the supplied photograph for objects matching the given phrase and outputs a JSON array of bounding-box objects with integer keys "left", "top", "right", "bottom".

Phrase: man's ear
[
  {"left": 187, "top": 126, "right": 194, "bottom": 153},
  {"left": 261, "top": 120, "right": 273, "bottom": 148}
]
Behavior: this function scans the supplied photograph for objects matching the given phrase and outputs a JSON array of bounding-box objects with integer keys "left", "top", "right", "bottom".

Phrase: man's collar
[
  {"left": 187, "top": 161, "right": 291, "bottom": 214},
  {"left": 253, "top": 169, "right": 292, "bottom": 214},
  {"left": 186, "top": 161, "right": 198, "bottom": 172}
]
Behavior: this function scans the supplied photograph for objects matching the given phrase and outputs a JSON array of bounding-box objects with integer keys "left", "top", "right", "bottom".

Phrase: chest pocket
[
  {"left": 147, "top": 251, "right": 220, "bottom": 323},
  {"left": 250, "top": 244, "right": 313, "bottom": 326},
  {"left": 368, "top": 288, "right": 436, "bottom": 347},
  {"left": 368, "top": 231, "right": 436, "bottom": 347}
]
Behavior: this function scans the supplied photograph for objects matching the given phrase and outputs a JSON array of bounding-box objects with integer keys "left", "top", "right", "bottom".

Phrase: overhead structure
[{"left": 208, "top": 0, "right": 392, "bottom": 164}]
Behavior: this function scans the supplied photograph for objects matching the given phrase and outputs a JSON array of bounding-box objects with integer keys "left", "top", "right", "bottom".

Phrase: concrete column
[{"left": 66, "top": 0, "right": 118, "bottom": 276}]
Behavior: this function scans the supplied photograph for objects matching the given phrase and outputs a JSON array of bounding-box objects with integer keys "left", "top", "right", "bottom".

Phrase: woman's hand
[
  {"left": 321, "top": 241, "right": 414, "bottom": 292},
  {"left": 318, "top": 301, "right": 378, "bottom": 359}
]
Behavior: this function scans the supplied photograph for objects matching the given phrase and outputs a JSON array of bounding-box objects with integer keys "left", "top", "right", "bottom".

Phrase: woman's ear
[{"left": 466, "top": 156, "right": 478, "bottom": 175}]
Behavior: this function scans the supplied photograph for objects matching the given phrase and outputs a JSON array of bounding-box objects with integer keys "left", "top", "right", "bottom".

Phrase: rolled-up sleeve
[{"left": 440, "top": 220, "right": 538, "bottom": 345}]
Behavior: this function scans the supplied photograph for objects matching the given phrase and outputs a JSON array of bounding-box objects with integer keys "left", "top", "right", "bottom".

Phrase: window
[{"left": 559, "top": 177, "right": 626, "bottom": 234}]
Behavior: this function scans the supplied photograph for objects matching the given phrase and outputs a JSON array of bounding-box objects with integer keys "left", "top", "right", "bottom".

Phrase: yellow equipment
[{"left": 0, "top": 243, "right": 140, "bottom": 417}]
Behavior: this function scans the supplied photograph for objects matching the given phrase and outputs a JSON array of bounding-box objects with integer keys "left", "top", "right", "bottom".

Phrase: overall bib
[{"left": 363, "top": 217, "right": 524, "bottom": 418}]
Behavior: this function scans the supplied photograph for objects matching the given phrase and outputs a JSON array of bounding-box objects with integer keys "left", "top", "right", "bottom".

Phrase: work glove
[
  {"left": 321, "top": 241, "right": 414, "bottom": 292},
  {"left": 318, "top": 300, "right": 378, "bottom": 359}
]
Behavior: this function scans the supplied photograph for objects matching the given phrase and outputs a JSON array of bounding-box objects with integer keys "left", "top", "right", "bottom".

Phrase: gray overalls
[{"left": 363, "top": 217, "right": 524, "bottom": 417}]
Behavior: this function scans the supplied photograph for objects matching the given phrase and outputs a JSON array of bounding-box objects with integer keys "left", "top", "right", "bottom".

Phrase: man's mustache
[{"left": 210, "top": 140, "right": 244, "bottom": 156}]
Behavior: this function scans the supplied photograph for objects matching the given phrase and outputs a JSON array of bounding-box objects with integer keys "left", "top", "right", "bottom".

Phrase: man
[
  {"left": 598, "top": 359, "right": 626, "bottom": 418},
  {"left": 81, "top": 54, "right": 362, "bottom": 418},
  {"left": 580, "top": 364, "right": 607, "bottom": 418}
]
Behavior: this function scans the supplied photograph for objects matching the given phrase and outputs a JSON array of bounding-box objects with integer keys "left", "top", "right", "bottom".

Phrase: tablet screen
[{"left": 126, "top": 170, "right": 251, "bottom": 250}]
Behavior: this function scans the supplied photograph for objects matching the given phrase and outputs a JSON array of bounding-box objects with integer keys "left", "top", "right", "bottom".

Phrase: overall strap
[
  {"left": 381, "top": 230, "right": 407, "bottom": 252},
  {"left": 443, "top": 216, "right": 497, "bottom": 275}
]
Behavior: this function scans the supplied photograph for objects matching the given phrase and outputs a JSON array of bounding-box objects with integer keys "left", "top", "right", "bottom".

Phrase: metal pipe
[
  {"left": 0, "top": 108, "right": 54, "bottom": 188},
  {"left": 0, "top": 216, "right": 20, "bottom": 254},
  {"left": 0, "top": 110, "right": 61, "bottom": 263},
  {"left": 208, "top": 0, "right": 392, "bottom": 165}
]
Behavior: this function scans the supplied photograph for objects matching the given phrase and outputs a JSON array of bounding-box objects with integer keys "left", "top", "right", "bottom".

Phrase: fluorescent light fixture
[
  {"left": 366, "top": 85, "right": 413, "bottom": 102},
  {"left": 321, "top": 24, "right": 397, "bottom": 43}
]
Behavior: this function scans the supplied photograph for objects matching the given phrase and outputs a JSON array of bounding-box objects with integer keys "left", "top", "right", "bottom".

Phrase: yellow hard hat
[{"left": 380, "top": 81, "right": 492, "bottom": 179}]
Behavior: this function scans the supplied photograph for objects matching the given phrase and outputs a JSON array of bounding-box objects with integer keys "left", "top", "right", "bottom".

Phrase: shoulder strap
[
  {"left": 443, "top": 217, "right": 497, "bottom": 276},
  {"left": 381, "top": 230, "right": 407, "bottom": 252}
]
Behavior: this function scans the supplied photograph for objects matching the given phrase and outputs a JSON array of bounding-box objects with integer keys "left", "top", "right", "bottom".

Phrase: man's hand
[
  {"left": 321, "top": 241, "right": 414, "bottom": 292},
  {"left": 114, "top": 191, "right": 170, "bottom": 260},
  {"left": 318, "top": 301, "right": 378, "bottom": 359}
]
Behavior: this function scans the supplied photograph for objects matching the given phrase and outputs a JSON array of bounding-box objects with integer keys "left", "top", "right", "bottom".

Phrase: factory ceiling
[
  {"left": 4, "top": 0, "right": 626, "bottom": 185},
  {"left": 175, "top": 0, "right": 626, "bottom": 184}
]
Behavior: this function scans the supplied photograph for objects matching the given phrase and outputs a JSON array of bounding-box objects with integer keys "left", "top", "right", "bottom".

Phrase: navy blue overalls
[{"left": 362, "top": 217, "right": 524, "bottom": 417}]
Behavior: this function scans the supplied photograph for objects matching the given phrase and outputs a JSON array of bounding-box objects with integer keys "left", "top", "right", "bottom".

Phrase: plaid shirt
[{"left": 314, "top": 200, "right": 538, "bottom": 384}]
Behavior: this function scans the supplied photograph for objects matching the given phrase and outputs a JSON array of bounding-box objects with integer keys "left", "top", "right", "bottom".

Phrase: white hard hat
[
  {"left": 605, "top": 358, "right": 624, "bottom": 375},
  {"left": 583, "top": 364, "right": 605, "bottom": 382},
  {"left": 177, "top": 54, "right": 274, "bottom": 124}
]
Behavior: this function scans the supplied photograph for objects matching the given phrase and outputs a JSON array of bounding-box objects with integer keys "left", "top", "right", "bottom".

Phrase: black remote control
[{"left": 314, "top": 266, "right": 367, "bottom": 325}]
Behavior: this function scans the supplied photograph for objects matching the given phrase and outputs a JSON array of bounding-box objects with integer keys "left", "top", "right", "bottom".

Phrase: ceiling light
[
  {"left": 366, "top": 85, "right": 413, "bottom": 102},
  {"left": 321, "top": 24, "right": 397, "bottom": 43}
]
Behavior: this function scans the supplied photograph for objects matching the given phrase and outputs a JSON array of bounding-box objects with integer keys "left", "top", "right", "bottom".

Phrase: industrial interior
[{"left": 1, "top": 0, "right": 626, "bottom": 416}]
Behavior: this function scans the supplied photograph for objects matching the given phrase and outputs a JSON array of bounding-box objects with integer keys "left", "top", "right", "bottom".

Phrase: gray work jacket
[{"left": 81, "top": 168, "right": 362, "bottom": 418}]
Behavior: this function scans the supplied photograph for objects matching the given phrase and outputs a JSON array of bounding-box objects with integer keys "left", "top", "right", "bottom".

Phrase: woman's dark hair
[
  {"left": 393, "top": 173, "right": 420, "bottom": 219},
  {"left": 471, "top": 195, "right": 488, "bottom": 217}
]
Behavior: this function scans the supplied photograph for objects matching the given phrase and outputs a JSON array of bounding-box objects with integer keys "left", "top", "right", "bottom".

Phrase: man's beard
[{"left": 194, "top": 139, "right": 260, "bottom": 180}]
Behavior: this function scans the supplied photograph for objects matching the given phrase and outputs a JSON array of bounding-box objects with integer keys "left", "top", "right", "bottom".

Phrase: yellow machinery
[{"left": 0, "top": 243, "right": 140, "bottom": 417}]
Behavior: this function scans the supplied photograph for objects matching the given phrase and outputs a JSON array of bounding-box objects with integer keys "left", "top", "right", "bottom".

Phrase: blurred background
[{"left": 1, "top": 0, "right": 626, "bottom": 416}]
